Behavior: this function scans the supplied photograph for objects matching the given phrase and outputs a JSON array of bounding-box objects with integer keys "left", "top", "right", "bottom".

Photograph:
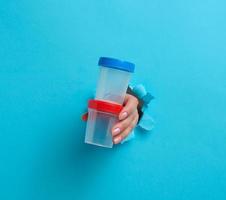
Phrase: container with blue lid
[{"left": 95, "top": 57, "right": 135, "bottom": 104}]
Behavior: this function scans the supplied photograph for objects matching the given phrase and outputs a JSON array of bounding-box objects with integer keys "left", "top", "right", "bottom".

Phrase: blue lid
[{"left": 98, "top": 57, "right": 135, "bottom": 73}]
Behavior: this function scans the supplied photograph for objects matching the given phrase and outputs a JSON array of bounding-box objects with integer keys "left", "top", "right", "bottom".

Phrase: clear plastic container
[
  {"left": 95, "top": 57, "right": 135, "bottom": 104},
  {"left": 85, "top": 100, "right": 123, "bottom": 148}
]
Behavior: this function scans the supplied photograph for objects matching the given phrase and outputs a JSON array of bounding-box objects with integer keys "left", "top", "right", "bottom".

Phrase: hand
[{"left": 111, "top": 94, "right": 139, "bottom": 144}]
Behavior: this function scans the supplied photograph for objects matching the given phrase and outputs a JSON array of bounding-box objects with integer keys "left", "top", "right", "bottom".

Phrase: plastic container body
[
  {"left": 95, "top": 66, "right": 131, "bottom": 104},
  {"left": 85, "top": 108, "right": 118, "bottom": 148},
  {"left": 85, "top": 99, "right": 122, "bottom": 148}
]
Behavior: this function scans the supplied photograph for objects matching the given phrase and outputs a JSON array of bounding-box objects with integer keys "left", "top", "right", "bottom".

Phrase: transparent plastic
[
  {"left": 95, "top": 67, "right": 131, "bottom": 104},
  {"left": 85, "top": 108, "right": 118, "bottom": 148}
]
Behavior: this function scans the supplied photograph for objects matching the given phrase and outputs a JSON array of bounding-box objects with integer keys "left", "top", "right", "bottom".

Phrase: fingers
[
  {"left": 113, "top": 114, "right": 139, "bottom": 144},
  {"left": 119, "top": 94, "right": 139, "bottom": 120},
  {"left": 112, "top": 112, "right": 136, "bottom": 136},
  {"left": 111, "top": 94, "right": 139, "bottom": 144},
  {"left": 81, "top": 112, "right": 88, "bottom": 121}
]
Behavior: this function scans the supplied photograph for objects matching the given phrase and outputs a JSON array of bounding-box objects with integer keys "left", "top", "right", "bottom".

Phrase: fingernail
[
  {"left": 114, "top": 136, "right": 122, "bottom": 144},
  {"left": 112, "top": 127, "right": 120, "bottom": 136},
  {"left": 119, "top": 112, "right": 128, "bottom": 120}
]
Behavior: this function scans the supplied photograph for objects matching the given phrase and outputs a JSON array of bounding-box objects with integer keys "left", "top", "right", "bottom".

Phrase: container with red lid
[{"left": 85, "top": 99, "right": 123, "bottom": 148}]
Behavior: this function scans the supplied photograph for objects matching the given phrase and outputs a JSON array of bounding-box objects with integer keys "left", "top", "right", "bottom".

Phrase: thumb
[{"left": 81, "top": 112, "right": 88, "bottom": 121}]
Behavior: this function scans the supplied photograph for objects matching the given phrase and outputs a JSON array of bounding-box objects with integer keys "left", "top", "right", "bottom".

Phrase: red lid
[{"left": 88, "top": 99, "right": 123, "bottom": 115}]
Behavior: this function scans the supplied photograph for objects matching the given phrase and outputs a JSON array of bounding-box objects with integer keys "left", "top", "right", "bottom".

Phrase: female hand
[{"left": 111, "top": 94, "right": 139, "bottom": 144}]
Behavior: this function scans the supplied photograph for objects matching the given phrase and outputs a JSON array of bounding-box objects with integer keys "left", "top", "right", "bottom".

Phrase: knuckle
[
  {"left": 121, "top": 120, "right": 129, "bottom": 129},
  {"left": 132, "top": 96, "right": 139, "bottom": 106},
  {"left": 128, "top": 94, "right": 138, "bottom": 103},
  {"left": 133, "top": 109, "right": 139, "bottom": 116},
  {"left": 131, "top": 120, "right": 137, "bottom": 128},
  {"left": 131, "top": 116, "right": 138, "bottom": 128},
  {"left": 135, "top": 111, "right": 139, "bottom": 120}
]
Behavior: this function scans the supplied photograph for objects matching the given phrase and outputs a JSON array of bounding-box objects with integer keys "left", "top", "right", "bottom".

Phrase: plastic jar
[
  {"left": 95, "top": 57, "right": 135, "bottom": 104},
  {"left": 85, "top": 99, "right": 123, "bottom": 148}
]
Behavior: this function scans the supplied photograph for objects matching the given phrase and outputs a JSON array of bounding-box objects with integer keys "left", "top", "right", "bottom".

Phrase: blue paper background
[{"left": 1, "top": 1, "right": 226, "bottom": 199}]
